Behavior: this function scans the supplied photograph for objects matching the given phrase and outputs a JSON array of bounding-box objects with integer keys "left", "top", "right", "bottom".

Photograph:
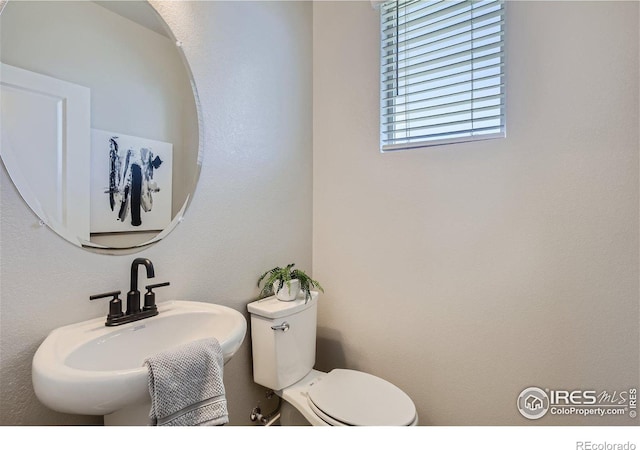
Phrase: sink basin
[{"left": 32, "top": 300, "right": 246, "bottom": 419}]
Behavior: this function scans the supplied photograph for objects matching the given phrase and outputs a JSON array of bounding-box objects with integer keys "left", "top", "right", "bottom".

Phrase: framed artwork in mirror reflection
[{"left": 90, "top": 129, "right": 173, "bottom": 234}]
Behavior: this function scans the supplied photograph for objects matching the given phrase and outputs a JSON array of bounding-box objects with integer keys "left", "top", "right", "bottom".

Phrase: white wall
[
  {"left": 313, "top": 1, "right": 639, "bottom": 425},
  {"left": 0, "top": 1, "right": 312, "bottom": 425}
]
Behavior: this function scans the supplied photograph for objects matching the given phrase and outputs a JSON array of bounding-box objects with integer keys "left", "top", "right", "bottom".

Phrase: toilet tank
[{"left": 247, "top": 292, "right": 318, "bottom": 391}]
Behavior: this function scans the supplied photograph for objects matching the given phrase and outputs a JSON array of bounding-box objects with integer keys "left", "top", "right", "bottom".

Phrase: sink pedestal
[{"left": 104, "top": 401, "right": 152, "bottom": 426}]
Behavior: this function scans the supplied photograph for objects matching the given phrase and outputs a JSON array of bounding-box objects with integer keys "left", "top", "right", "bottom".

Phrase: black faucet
[
  {"left": 90, "top": 258, "right": 169, "bottom": 326},
  {"left": 127, "top": 258, "right": 155, "bottom": 315}
]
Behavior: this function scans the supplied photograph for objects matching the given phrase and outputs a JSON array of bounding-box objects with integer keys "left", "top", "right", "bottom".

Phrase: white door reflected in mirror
[{"left": 1, "top": 63, "right": 91, "bottom": 245}]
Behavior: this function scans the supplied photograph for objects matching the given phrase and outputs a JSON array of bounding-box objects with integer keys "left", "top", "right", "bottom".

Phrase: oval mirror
[{"left": 0, "top": 0, "right": 201, "bottom": 254}]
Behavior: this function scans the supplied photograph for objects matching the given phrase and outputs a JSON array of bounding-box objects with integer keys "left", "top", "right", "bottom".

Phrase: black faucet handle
[
  {"left": 145, "top": 281, "right": 170, "bottom": 291},
  {"left": 90, "top": 290, "right": 124, "bottom": 324},
  {"left": 89, "top": 290, "right": 121, "bottom": 301},
  {"left": 143, "top": 282, "right": 170, "bottom": 312}
]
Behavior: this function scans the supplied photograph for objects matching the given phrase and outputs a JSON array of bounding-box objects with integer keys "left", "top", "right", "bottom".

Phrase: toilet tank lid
[{"left": 247, "top": 291, "right": 318, "bottom": 319}]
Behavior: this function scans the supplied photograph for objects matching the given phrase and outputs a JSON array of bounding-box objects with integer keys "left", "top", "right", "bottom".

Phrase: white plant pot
[{"left": 273, "top": 279, "right": 300, "bottom": 301}]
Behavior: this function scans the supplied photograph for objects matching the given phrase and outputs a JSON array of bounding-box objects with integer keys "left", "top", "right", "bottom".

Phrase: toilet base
[
  {"left": 279, "top": 401, "right": 311, "bottom": 426},
  {"left": 277, "top": 369, "right": 331, "bottom": 425}
]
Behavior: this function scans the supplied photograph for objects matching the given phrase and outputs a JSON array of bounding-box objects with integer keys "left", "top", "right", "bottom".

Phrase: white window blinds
[{"left": 380, "top": 0, "right": 506, "bottom": 151}]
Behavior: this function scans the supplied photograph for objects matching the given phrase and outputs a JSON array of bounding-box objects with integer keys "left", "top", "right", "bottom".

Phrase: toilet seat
[{"left": 306, "top": 369, "right": 417, "bottom": 426}]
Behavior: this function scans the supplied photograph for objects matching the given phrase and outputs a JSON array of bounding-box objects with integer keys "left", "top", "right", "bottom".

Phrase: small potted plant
[{"left": 257, "top": 263, "right": 324, "bottom": 302}]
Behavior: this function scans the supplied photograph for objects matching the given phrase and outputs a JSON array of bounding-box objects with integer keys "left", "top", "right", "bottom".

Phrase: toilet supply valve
[
  {"left": 250, "top": 406, "right": 264, "bottom": 422},
  {"left": 250, "top": 391, "right": 281, "bottom": 426},
  {"left": 271, "top": 322, "right": 290, "bottom": 332}
]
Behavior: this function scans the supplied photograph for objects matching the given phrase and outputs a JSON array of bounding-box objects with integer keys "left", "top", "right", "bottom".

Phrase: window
[{"left": 380, "top": 0, "right": 505, "bottom": 151}]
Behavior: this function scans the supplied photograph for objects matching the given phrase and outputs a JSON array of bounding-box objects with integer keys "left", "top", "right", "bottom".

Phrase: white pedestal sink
[{"left": 32, "top": 300, "right": 247, "bottom": 426}]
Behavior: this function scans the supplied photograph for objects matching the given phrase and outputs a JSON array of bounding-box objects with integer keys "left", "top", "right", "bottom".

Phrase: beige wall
[
  {"left": 0, "top": 1, "right": 312, "bottom": 425},
  {"left": 313, "top": 1, "right": 639, "bottom": 425}
]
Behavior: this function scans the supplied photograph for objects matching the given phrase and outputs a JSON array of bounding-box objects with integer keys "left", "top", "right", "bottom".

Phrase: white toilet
[{"left": 247, "top": 292, "right": 418, "bottom": 426}]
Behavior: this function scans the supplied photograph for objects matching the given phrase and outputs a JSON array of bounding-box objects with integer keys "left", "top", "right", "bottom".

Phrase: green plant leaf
[{"left": 257, "top": 263, "right": 324, "bottom": 301}]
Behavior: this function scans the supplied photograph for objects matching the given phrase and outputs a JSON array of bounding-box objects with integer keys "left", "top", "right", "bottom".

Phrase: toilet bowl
[{"left": 247, "top": 293, "right": 418, "bottom": 426}]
